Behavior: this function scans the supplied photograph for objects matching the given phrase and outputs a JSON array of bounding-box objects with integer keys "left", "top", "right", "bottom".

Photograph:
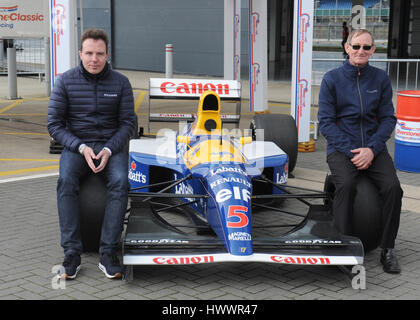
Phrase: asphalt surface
[{"left": 1, "top": 72, "right": 420, "bottom": 302}]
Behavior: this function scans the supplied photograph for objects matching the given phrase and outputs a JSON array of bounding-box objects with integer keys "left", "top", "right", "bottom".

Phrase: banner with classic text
[{"left": 0, "top": 0, "right": 48, "bottom": 38}]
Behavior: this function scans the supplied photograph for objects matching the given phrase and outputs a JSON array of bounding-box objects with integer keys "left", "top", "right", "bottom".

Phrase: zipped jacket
[
  {"left": 318, "top": 60, "right": 396, "bottom": 159},
  {"left": 48, "top": 62, "right": 136, "bottom": 155}
]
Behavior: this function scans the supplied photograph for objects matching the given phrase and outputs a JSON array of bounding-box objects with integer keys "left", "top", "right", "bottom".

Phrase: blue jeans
[{"left": 57, "top": 142, "right": 129, "bottom": 255}]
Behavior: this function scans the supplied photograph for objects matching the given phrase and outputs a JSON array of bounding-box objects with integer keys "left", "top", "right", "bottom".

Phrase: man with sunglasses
[{"left": 318, "top": 29, "right": 403, "bottom": 274}]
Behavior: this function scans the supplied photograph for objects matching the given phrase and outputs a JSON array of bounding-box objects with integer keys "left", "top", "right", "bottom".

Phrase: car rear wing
[{"left": 148, "top": 78, "right": 241, "bottom": 132}]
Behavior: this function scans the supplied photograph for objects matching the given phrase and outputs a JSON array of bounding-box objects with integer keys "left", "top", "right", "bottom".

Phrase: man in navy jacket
[
  {"left": 48, "top": 29, "right": 136, "bottom": 279},
  {"left": 318, "top": 29, "right": 403, "bottom": 274}
]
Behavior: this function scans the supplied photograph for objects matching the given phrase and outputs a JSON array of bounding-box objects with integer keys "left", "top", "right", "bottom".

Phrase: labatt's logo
[
  {"left": 160, "top": 81, "right": 230, "bottom": 95},
  {"left": 210, "top": 166, "right": 246, "bottom": 177},
  {"left": 128, "top": 161, "right": 146, "bottom": 183}
]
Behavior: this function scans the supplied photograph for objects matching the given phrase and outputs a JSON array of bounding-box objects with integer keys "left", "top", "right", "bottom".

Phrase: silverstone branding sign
[
  {"left": 0, "top": 0, "right": 48, "bottom": 38},
  {"left": 395, "top": 120, "right": 420, "bottom": 144},
  {"left": 249, "top": 0, "right": 268, "bottom": 112},
  {"left": 291, "top": 0, "right": 314, "bottom": 143},
  {"left": 49, "top": 0, "right": 77, "bottom": 88}
]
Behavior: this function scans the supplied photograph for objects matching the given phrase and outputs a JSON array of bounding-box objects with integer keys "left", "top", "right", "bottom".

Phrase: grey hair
[{"left": 347, "top": 29, "right": 375, "bottom": 46}]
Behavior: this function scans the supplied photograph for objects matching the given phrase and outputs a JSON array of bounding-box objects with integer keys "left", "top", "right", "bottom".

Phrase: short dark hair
[{"left": 80, "top": 28, "right": 109, "bottom": 53}]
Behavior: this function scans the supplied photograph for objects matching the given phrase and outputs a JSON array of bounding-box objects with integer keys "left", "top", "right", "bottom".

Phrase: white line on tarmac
[{"left": 0, "top": 172, "right": 59, "bottom": 184}]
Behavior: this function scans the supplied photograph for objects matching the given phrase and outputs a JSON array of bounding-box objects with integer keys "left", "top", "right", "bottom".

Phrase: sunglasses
[{"left": 349, "top": 44, "right": 373, "bottom": 51}]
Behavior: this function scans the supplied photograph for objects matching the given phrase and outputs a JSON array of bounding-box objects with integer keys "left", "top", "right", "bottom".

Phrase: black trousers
[{"left": 327, "top": 151, "right": 403, "bottom": 249}]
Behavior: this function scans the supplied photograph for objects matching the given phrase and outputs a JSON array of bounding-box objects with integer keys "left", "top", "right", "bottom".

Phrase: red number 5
[{"left": 227, "top": 205, "right": 249, "bottom": 228}]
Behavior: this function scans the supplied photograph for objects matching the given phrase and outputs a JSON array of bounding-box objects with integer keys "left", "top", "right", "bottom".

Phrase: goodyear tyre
[
  {"left": 79, "top": 172, "right": 107, "bottom": 252},
  {"left": 250, "top": 114, "right": 298, "bottom": 173},
  {"left": 324, "top": 174, "right": 382, "bottom": 253},
  {"left": 250, "top": 114, "right": 298, "bottom": 201}
]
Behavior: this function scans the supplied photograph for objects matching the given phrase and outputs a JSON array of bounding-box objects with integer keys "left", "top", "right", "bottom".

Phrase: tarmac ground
[{"left": 1, "top": 72, "right": 420, "bottom": 301}]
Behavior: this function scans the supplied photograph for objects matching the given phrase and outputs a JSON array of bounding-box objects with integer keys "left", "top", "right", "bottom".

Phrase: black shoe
[
  {"left": 99, "top": 253, "right": 122, "bottom": 279},
  {"left": 58, "top": 254, "right": 81, "bottom": 279},
  {"left": 380, "top": 249, "right": 401, "bottom": 274}
]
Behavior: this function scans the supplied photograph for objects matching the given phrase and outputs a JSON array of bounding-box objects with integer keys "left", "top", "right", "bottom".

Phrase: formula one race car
[{"left": 115, "top": 90, "right": 364, "bottom": 280}]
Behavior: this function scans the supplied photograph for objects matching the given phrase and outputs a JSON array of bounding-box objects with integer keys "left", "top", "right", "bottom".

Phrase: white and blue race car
[{"left": 118, "top": 91, "right": 364, "bottom": 280}]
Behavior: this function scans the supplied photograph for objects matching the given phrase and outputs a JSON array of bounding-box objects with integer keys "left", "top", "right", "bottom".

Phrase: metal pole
[
  {"left": 7, "top": 47, "right": 18, "bottom": 100},
  {"left": 79, "top": 0, "right": 84, "bottom": 35},
  {"left": 165, "top": 44, "right": 173, "bottom": 78},
  {"left": 0, "top": 39, "right": 4, "bottom": 65},
  {"left": 335, "top": 0, "right": 338, "bottom": 22},
  {"left": 44, "top": 37, "right": 51, "bottom": 97}
]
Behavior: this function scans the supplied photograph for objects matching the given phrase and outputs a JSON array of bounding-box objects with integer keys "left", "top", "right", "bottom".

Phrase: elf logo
[{"left": 215, "top": 186, "right": 251, "bottom": 203}]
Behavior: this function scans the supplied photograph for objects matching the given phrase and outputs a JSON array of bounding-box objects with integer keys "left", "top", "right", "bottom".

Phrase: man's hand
[
  {"left": 351, "top": 147, "right": 374, "bottom": 170},
  {"left": 81, "top": 147, "right": 111, "bottom": 173},
  {"left": 94, "top": 148, "right": 111, "bottom": 173},
  {"left": 81, "top": 146, "right": 98, "bottom": 173}
]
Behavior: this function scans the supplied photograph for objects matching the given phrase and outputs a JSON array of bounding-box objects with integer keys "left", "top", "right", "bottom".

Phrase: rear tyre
[
  {"left": 323, "top": 174, "right": 383, "bottom": 253},
  {"left": 250, "top": 114, "right": 298, "bottom": 173}
]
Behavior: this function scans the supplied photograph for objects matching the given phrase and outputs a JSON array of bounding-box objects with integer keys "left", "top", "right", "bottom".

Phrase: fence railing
[
  {"left": 2, "top": 42, "right": 419, "bottom": 97},
  {"left": 312, "top": 58, "right": 420, "bottom": 92},
  {"left": 0, "top": 38, "right": 45, "bottom": 78},
  {"left": 313, "top": 24, "right": 389, "bottom": 42}
]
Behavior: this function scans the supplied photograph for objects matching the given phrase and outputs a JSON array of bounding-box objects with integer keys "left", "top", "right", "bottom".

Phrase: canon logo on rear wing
[{"left": 149, "top": 78, "right": 241, "bottom": 99}]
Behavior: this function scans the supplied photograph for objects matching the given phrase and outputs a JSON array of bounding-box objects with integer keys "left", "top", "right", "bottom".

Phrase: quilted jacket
[{"left": 47, "top": 62, "right": 136, "bottom": 155}]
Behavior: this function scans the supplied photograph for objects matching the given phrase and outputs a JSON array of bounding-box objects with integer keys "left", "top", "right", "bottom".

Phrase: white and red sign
[
  {"left": 224, "top": 0, "right": 241, "bottom": 81},
  {"left": 249, "top": 0, "right": 267, "bottom": 112},
  {"left": 0, "top": 0, "right": 48, "bottom": 38},
  {"left": 49, "top": 0, "right": 77, "bottom": 88},
  {"left": 149, "top": 78, "right": 241, "bottom": 99},
  {"left": 291, "top": 0, "right": 314, "bottom": 143}
]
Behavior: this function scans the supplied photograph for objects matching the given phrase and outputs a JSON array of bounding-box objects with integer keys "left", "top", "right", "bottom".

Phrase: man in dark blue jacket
[
  {"left": 318, "top": 29, "right": 403, "bottom": 274},
  {"left": 48, "top": 29, "right": 136, "bottom": 279}
]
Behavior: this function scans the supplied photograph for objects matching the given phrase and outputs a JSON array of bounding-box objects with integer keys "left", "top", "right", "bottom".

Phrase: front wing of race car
[{"left": 122, "top": 199, "right": 364, "bottom": 268}]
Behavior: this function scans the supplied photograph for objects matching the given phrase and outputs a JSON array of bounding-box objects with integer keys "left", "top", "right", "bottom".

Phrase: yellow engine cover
[{"left": 184, "top": 139, "right": 245, "bottom": 169}]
